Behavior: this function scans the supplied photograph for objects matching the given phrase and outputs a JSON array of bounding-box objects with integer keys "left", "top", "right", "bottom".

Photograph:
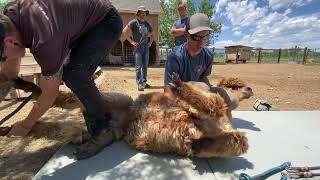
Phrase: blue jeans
[{"left": 135, "top": 47, "right": 149, "bottom": 86}]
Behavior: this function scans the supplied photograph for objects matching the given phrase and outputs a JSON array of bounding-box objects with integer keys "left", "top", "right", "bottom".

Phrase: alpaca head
[{"left": 217, "top": 77, "right": 253, "bottom": 102}]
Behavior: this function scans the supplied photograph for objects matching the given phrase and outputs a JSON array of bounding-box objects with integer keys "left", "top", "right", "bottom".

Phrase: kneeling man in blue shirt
[{"left": 164, "top": 13, "right": 214, "bottom": 100}]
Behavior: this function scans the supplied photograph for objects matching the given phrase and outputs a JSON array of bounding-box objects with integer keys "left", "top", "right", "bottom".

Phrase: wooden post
[
  {"left": 121, "top": 40, "right": 124, "bottom": 64},
  {"left": 277, "top": 48, "right": 281, "bottom": 64},
  {"left": 302, "top": 47, "right": 308, "bottom": 65},
  {"left": 236, "top": 49, "right": 239, "bottom": 64},
  {"left": 257, "top": 48, "right": 261, "bottom": 63},
  {"left": 292, "top": 46, "right": 297, "bottom": 62}
]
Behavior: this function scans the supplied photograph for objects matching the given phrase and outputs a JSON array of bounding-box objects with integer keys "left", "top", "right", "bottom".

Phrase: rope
[{"left": 0, "top": 94, "right": 33, "bottom": 126}]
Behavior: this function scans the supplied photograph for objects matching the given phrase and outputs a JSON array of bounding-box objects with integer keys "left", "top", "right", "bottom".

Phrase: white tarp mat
[{"left": 33, "top": 111, "right": 320, "bottom": 180}]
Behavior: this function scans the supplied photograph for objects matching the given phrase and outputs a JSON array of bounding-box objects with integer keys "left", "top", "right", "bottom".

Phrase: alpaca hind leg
[{"left": 192, "top": 131, "right": 249, "bottom": 158}]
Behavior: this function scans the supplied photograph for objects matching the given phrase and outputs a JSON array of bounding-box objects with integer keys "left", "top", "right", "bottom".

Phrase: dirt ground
[{"left": 0, "top": 64, "right": 319, "bottom": 180}]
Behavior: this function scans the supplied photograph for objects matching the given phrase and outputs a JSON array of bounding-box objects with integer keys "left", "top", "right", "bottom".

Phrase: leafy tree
[
  {"left": 186, "top": 0, "right": 196, "bottom": 16},
  {"left": 0, "top": 0, "right": 10, "bottom": 12},
  {"left": 159, "top": 0, "right": 183, "bottom": 47},
  {"left": 198, "top": 0, "right": 222, "bottom": 43},
  {"left": 159, "top": 0, "right": 221, "bottom": 47}
]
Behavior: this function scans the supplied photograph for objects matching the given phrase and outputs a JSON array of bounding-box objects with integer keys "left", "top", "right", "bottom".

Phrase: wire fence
[
  {"left": 160, "top": 47, "right": 320, "bottom": 65},
  {"left": 103, "top": 46, "right": 320, "bottom": 66}
]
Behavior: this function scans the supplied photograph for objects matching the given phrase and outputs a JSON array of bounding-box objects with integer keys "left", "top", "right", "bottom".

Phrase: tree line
[{"left": 159, "top": 0, "right": 221, "bottom": 47}]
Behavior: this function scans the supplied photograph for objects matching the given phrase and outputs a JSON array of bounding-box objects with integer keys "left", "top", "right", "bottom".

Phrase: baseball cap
[
  {"left": 178, "top": 3, "right": 187, "bottom": 10},
  {"left": 136, "top": 6, "right": 149, "bottom": 16},
  {"left": 187, "top": 13, "right": 213, "bottom": 34}
]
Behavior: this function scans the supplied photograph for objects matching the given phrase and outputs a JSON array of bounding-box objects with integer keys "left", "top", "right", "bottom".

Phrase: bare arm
[
  {"left": 171, "top": 27, "right": 186, "bottom": 37},
  {"left": 0, "top": 58, "right": 21, "bottom": 79},
  {"left": 148, "top": 31, "right": 154, "bottom": 47},
  {"left": 7, "top": 74, "right": 61, "bottom": 136},
  {"left": 24, "top": 76, "right": 60, "bottom": 126},
  {"left": 122, "top": 25, "right": 138, "bottom": 47},
  {"left": 164, "top": 84, "right": 176, "bottom": 101}
]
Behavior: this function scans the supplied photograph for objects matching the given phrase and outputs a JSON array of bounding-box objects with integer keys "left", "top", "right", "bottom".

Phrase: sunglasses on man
[{"left": 189, "top": 33, "right": 209, "bottom": 41}]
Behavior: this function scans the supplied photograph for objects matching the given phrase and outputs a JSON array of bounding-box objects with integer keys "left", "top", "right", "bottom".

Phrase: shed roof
[
  {"left": 225, "top": 45, "right": 253, "bottom": 49},
  {"left": 110, "top": 0, "right": 163, "bottom": 15}
]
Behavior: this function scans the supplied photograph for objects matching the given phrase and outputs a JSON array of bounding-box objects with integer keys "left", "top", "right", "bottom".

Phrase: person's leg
[
  {"left": 135, "top": 50, "right": 144, "bottom": 91},
  {"left": 142, "top": 48, "right": 150, "bottom": 88},
  {"left": 62, "top": 9, "right": 123, "bottom": 159}
]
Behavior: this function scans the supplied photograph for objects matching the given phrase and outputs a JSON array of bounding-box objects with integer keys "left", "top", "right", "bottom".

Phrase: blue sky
[{"left": 207, "top": 0, "right": 320, "bottom": 49}]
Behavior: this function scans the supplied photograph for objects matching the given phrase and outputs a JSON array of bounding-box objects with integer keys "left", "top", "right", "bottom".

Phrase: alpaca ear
[
  {"left": 217, "top": 78, "right": 227, "bottom": 87},
  {"left": 218, "top": 78, "right": 246, "bottom": 89}
]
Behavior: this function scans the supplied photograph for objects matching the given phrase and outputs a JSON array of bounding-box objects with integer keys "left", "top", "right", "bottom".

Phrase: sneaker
[
  {"left": 73, "top": 129, "right": 115, "bottom": 160},
  {"left": 253, "top": 99, "right": 280, "bottom": 111},
  {"left": 144, "top": 83, "right": 151, "bottom": 89},
  {"left": 138, "top": 85, "right": 144, "bottom": 91}
]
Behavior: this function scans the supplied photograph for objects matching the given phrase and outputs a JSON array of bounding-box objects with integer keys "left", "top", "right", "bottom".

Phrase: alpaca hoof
[
  {"left": 232, "top": 132, "right": 249, "bottom": 155},
  {"left": 171, "top": 72, "right": 182, "bottom": 86},
  {"left": 0, "top": 126, "right": 12, "bottom": 136}
]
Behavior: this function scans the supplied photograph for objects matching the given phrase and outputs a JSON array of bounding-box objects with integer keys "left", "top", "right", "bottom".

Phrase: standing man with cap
[
  {"left": 0, "top": 0, "right": 123, "bottom": 160},
  {"left": 171, "top": 3, "right": 189, "bottom": 46},
  {"left": 123, "top": 6, "right": 154, "bottom": 91},
  {"left": 164, "top": 13, "right": 214, "bottom": 101}
]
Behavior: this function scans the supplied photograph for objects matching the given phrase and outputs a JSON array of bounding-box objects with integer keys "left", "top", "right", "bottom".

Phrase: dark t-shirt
[
  {"left": 4, "top": 0, "right": 114, "bottom": 76},
  {"left": 127, "top": 19, "right": 153, "bottom": 49},
  {"left": 164, "top": 44, "right": 214, "bottom": 85},
  {"left": 172, "top": 17, "right": 189, "bottom": 46}
]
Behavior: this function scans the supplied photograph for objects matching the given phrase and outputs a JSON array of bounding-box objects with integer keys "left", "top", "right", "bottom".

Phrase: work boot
[
  {"left": 73, "top": 128, "right": 115, "bottom": 160},
  {"left": 144, "top": 83, "right": 151, "bottom": 89}
]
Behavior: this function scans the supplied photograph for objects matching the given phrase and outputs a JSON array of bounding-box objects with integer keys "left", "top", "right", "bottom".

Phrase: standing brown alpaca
[{"left": 125, "top": 74, "right": 253, "bottom": 158}]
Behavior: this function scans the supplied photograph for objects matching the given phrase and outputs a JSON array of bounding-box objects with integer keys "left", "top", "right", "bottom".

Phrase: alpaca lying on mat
[
  {"left": 1, "top": 74, "right": 253, "bottom": 158},
  {"left": 125, "top": 74, "right": 253, "bottom": 157}
]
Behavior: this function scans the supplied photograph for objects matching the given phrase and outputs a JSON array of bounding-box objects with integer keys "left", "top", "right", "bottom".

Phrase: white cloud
[
  {"left": 224, "top": 0, "right": 268, "bottom": 27},
  {"left": 234, "top": 31, "right": 242, "bottom": 36},
  {"left": 268, "top": 0, "right": 313, "bottom": 10},
  {"left": 215, "top": 0, "right": 320, "bottom": 48},
  {"left": 214, "top": 40, "right": 237, "bottom": 48},
  {"left": 239, "top": 14, "right": 320, "bottom": 48},
  {"left": 221, "top": 25, "right": 230, "bottom": 31},
  {"left": 215, "top": 0, "right": 229, "bottom": 14}
]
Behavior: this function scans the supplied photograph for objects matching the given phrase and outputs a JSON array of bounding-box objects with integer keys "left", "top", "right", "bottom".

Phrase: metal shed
[{"left": 224, "top": 45, "right": 253, "bottom": 63}]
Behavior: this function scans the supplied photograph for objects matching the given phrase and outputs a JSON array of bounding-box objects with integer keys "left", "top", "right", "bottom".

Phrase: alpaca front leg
[{"left": 192, "top": 131, "right": 249, "bottom": 158}]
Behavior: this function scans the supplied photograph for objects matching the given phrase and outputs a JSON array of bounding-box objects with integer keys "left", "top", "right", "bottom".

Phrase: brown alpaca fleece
[
  {"left": 29, "top": 119, "right": 88, "bottom": 144},
  {"left": 124, "top": 76, "right": 253, "bottom": 158},
  {"left": 218, "top": 77, "right": 246, "bottom": 89},
  {"left": 9, "top": 77, "right": 251, "bottom": 158},
  {"left": 53, "top": 91, "right": 81, "bottom": 109}
]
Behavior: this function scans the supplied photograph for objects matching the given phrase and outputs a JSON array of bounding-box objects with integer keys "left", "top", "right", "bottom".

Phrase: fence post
[
  {"left": 277, "top": 48, "right": 281, "bottom": 64},
  {"left": 292, "top": 46, "right": 297, "bottom": 62},
  {"left": 302, "top": 47, "right": 308, "bottom": 65},
  {"left": 257, "top": 48, "right": 261, "bottom": 63},
  {"left": 236, "top": 49, "right": 239, "bottom": 64}
]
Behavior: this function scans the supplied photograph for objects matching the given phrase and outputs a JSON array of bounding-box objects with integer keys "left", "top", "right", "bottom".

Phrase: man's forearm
[
  {"left": 24, "top": 76, "right": 60, "bottom": 127},
  {"left": 148, "top": 33, "right": 154, "bottom": 46},
  {"left": 122, "top": 26, "right": 134, "bottom": 43},
  {"left": 164, "top": 84, "right": 176, "bottom": 101},
  {"left": 171, "top": 28, "right": 186, "bottom": 37}
]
